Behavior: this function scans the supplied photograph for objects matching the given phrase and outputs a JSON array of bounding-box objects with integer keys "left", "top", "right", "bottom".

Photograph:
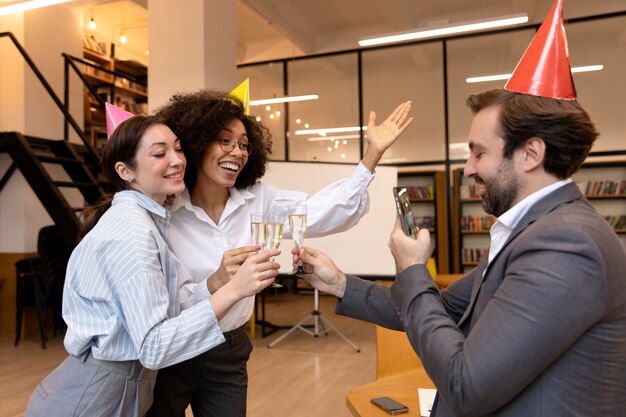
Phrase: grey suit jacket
[{"left": 337, "top": 182, "right": 626, "bottom": 417}]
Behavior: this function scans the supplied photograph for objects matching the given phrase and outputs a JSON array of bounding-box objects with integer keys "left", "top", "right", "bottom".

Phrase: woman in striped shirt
[{"left": 25, "top": 115, "right": 280, "bottom": 417}]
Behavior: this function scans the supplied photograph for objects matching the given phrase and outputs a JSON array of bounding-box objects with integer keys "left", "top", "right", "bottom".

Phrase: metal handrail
[
  {"left": 62, "top": 53, "right": 147, "bottom": 143},
  {"left": 0, "top": 32, "right": 99, "bottom": 158}
]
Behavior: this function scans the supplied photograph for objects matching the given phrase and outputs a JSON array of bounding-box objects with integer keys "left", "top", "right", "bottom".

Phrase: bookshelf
[
  {"left": 81, "top": 47, "right": 148, "bottom": 148},
  {"left": 572, "top": 161, "right": 626, "bottom": 247},
  {"left": 451, "top": 161, "right": 626, "bottom": 273},
  {"left": 451, "top": 168, "right": 493, "bottom": 273},
  {"left": 398, "top": 170, "right": 449, "bottom": 274}
]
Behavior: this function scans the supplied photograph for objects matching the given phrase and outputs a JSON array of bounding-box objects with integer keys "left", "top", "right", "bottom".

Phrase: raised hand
[{"left": 362, "top": 101, "right": 413, "bottom": 172}]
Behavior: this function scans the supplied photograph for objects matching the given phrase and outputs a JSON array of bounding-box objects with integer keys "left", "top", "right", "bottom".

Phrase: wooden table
[{"left": 346, "top": 368, "right": 435, "bottom": 417}]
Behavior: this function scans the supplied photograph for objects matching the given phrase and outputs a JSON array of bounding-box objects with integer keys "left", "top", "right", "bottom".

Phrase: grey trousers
[{"left": 25, "top": 350, "right": 157, "bottom": 417}]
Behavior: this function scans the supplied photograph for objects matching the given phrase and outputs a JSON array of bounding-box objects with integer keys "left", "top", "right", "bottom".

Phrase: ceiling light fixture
[
  {"left": 359, "top": 14, "right": 528, "bottom": 47},
  {"left": 250, "top": 94, "right": 319, "bottom": 106},
  {"left": 295, "top": 126, "right": 367, "bottom": 136},
  {"left": 0, "top": 0, "right": 73, "bottom": 16},
  {"left": 87, "top": 8, "right": 96, "bottom": 30},
  {"left": 465, "top": 64, "right": 604, "bottom": 83}
]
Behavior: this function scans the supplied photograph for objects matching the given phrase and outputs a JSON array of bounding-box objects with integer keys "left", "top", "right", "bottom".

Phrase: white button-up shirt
[
  {"left": 168, "top": 162, "right": 375, "bottom": 331},
  {"left": 63, "top": 191, "right": 225, "bottom": 370}
]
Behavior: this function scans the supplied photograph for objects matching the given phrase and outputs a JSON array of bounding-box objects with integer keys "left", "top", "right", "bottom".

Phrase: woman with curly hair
[{"left": 146, "top": 89, "right": 412, "bottom": 417}]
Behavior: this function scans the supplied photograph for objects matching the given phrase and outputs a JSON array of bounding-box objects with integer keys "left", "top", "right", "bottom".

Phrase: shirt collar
[
  {"left": 113, "top": 190, "right": 170, "bottom": 220},
  {"left": 497, "top": 178, "right": 572, "bottom": 230},
  {"left": 171, "top": 186, "right": 257, "bottom": 214}
]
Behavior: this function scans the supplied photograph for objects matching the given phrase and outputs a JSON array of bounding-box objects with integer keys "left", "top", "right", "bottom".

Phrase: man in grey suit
[{"left": 293, "top": 87, "right": 626, "bottom": 416}]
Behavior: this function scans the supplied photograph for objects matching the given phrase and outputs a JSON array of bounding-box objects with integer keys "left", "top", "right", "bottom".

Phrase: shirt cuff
[{"left": 354, "top": 162, "right": 376, "bottom": 189}]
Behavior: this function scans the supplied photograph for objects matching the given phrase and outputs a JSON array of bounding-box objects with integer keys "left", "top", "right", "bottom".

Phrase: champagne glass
[
  {"left": 250, "top": 212, "right": 267, "bottom": 250},
  {"left": 250, "top": 212, "right": 283, "bottom": 288},
  {"left": 265, "top": 214, "right": 286, "bottom": 288},
  {"left": 265, "top": 214, "right": 285, "bottom": 251},
  {"left": 288, "top": 204, "right": 307, "bottom": 273}
]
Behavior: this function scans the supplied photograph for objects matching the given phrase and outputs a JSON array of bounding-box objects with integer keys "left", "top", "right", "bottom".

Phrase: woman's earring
[{"left": 127, "top": 177, "right": 134, "bottom": 183}]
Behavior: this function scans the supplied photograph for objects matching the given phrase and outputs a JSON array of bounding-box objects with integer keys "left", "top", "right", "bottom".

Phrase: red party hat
[
  {"left": 105, "top": 102, "right": 135, "bottom": 139},
  {"left": 505, "top": 0, "right": 576, "bottom": 100}
]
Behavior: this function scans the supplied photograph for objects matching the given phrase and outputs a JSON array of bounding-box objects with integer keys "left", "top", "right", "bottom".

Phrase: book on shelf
[
  {"left": 82, "top": 33, "right": 107, "bottom": 56},
  {"left": 460, "top": 215, "right": 494, "bottom": 232},
  {"left": 461, "top": 247, "right": 488, "bottom": 264},
  {"left": 605, "top": 215, "right": 626, "bottom": 230},
  {"left": 577, "top": 180, "right": 626, "bottom": 197},
  {"left": 415, "top": 216, "right": 434, "bottom": 229},
  {"left": 406, "top": 184, "right": 433, "bottom": 200},
  {"left": 460, "top": 184, "right": 482, "bottom": 199}
]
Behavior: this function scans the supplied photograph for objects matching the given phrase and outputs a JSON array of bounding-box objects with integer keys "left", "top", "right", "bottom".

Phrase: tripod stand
[{"left": 267, "top": 288, "right": 360, "bottom": 352}]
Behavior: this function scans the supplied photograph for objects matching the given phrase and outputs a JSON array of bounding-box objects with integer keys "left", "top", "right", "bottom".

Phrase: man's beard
[{"left": 478, "top": 157, "right": 519, "bottom": 217}]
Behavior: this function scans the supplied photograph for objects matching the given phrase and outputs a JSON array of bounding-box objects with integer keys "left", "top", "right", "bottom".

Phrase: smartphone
[
  {"left": 393, "top": 187, "right": 417, "bottom": 239},
  {"left": 371, "top": 396, "right": 409, "bottom": 415}
]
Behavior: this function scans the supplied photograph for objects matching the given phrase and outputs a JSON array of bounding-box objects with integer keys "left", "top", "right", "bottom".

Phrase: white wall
[
  {"left": 0, "top": 4, "right": 83, "bottom": 252},
  {"left": 148, "top": 0, "right": 237, "bottom": 111}
]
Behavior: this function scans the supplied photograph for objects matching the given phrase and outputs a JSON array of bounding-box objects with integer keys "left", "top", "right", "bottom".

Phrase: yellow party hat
[{"left": 228, "top": 78, "right": 250, "bottom": 115}]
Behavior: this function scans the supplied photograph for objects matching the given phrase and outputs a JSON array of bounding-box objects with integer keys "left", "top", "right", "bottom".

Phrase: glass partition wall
[
  {"left": 238, "top": 12, "right": 626, "bottom": 164},
  {"left": 237, "top": 12, "right": 626, "bottom": 272}
]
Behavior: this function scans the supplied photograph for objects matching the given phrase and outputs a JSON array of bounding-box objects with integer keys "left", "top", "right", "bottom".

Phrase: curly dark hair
[
  {"left": 466, "top": 89, "right": 599, "bottom": 179},
  {"left": 155, "top": 89, "right": 272, "bottom": 191}
]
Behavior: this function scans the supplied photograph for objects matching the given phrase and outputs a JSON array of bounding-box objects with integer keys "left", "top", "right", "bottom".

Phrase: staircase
[{"left": 0, "top": 132, "right": 106, "bottom": 245}]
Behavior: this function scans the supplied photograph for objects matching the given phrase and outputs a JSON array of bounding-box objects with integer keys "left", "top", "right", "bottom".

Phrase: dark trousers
[{"left": 147, "top": 325, "right": 252, "bottom": 417}]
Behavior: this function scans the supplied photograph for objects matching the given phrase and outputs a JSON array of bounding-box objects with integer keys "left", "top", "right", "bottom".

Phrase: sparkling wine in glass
[
  {"left": 288, "top": 204, "right": 307, "bottom": 273},
  {"left": 250, "top": 213, "right": 267, "bottom": 250},
  {"left": 265, "top": 214, "right": 285, "bottom": 250}
]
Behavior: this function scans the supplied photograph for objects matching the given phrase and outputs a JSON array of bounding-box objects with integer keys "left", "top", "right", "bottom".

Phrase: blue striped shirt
[{"left": 63, "top": 190, "right": 225, "bottom": 370}]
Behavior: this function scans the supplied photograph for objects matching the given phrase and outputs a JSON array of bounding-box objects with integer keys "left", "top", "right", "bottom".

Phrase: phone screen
[{"left": 393, "top": 187, "right": 417, "bottom": 239}]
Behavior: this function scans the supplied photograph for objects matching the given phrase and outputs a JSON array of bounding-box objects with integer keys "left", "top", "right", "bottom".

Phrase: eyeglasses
[{"left": 214, "top": 138, "right": 253, "bottom": 156}]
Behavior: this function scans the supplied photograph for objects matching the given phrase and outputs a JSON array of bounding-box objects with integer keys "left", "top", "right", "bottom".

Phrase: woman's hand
[
  {"left": 362, "top": 101, "right": 413, "bottom": 172},
  {"left": 210, "top": 249, "right": 280, "bottom": 320},
  {"left": 228, "top": 249, "right": 281, "bottom": 298},
  {"left": 207, "top": 246, "right": 259, "bottom": 293}
]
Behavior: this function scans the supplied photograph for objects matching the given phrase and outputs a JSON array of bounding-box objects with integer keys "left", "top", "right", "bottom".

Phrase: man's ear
[
  {"left": 521, "top": 136, "right": 546, "bottom": 172},
  {"left": 115, "top": 162, "right": 134, "bottom": 182}
]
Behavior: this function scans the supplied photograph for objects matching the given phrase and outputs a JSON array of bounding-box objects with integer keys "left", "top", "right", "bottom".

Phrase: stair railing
[
  {"left": 0, "top": 32, "right": 99, "bottom": 158},
  {"left": 62, "top": 53, "right": 148, "bottom": 144}
]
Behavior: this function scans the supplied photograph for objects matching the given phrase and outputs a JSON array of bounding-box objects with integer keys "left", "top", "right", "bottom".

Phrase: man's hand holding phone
[{"left": 390, "top": 187, "right": 433, "bottom": 273}]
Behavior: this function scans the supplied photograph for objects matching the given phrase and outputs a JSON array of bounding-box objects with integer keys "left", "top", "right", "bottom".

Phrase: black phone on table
[
  {"left": 393, "top": 186, "right": 417, "bottom": 239},
  {"left": 371, "top": 396, "right": 409, "bottom": 415}
]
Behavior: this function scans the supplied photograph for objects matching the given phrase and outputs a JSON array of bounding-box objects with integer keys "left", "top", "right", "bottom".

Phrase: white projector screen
[{"left": 263, "top": 161, "right": 398, "bottom": 277}]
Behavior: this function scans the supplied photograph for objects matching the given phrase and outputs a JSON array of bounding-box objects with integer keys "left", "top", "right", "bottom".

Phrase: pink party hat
[
  {"left": 105, "top": 102, "right": 135, "bottom": 139},
  {"left": 504, "top": 0, "right": 576, "bottom": 100}
]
